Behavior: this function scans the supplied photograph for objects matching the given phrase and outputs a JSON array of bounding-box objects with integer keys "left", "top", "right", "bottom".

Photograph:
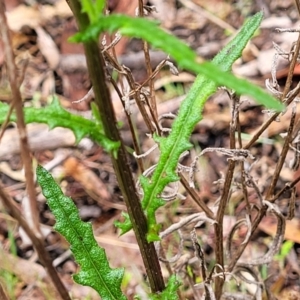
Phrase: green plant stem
[{"left": 66, "top": 0, "right": 165, "bottom": 293}]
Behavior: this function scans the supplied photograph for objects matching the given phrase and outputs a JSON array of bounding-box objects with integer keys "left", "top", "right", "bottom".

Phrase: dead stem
[
  {"left": 296, "top": 0, "right": 300, "bottom": 16},
  {"left": 138, "top": 0, "right": 158, "bottom": 120},
  {"left": 123, "top": 57, "right": 170, "bottom": 134},
  {"left": 0, "top": 0, "right": 40, "bottom": 237},
  {"left": 266, "top": 105, "right": 296, "bottom": 198},
  {"left": 214, "top": 160, "right": 236, "bottom": 299},
  {"left": 227, "top": 24, "right": 300, "bottom": 275},
  {"left": 282, "top": 43, "right": 300, "bottom": 98},
  {"left": 0, "top": 282, "right": 9, "bottom": 300},
  {"left": 191, "top": 229, "right": 207, "bottom": 281},
  {"left": 101, "top": 44, "right": 147, "bottom": 173},
  {"left": 123, "top": 65, "right": 156, "bottom": 133},
  {"left": 109, "top": 76, "right": 145, "bottom": 173},
  {"left": 245, "top": 32, "right": 300, "bottom": 149},
  {"left": 180, "top": 174, "right": 215, "bottom": 220},
  {"left": 0, "top": 185, "right": 71, "bottom": 300},
  {"left": 213, "top": 91, "right": 241, "bottom": 298},
  {"left": 236, "top": 117, "right": 252, "bottom": 216},
  {"left": 272, "top": 175, "right": 300, "bottom": 201}
]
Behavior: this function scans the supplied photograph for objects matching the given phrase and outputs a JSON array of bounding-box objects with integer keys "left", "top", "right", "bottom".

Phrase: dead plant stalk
[
  {"left": 227, "top": 15, "right": 300, "bottom": 274},
  {"left": 0, "top": 2, "right": 72, "bottom": 299},
  {"left": 0, "top": 0, "right": 40, "bottom": 236}
]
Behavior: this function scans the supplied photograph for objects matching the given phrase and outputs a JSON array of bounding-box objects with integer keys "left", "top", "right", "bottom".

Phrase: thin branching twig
[{"left": 0, "top": 0, "right": 40, "bottom": 237}]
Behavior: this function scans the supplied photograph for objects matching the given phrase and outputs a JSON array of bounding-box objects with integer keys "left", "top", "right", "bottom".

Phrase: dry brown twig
[
  {"left": 0, "top": 1, "right": 72, "bottom": 299},
  {"left": 182, "top": 3, "right": 300, "bottom": 297},
  {"left": 0, "top": 186, "right": 71, "bottom": 300},
  {"left": 225, "top": 0, "right": 300, "bottom": 281},
  {"left": 0, "top": 282, "right": 9, "bottom": 300},
  {"left": 0, "top": 0, "right": 40, "bottom": 236},
  {"left": 102, "top": 3, "right": 300, "bottom": 296}
]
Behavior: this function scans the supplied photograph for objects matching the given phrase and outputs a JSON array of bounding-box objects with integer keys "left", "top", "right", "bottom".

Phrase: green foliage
[
  {"left": 72, "top": 13, "right": 283, "bottom": 111},
  {"left": 81, "top": 0, "right": 105, "bottom": 23},
  {"left": 274, "top": 240, "right": 294, "bottom": 262},
  {"left": 0, "top": 269, "right": 18, "bottom": 300},
  {"left": 116, "top": 12, "right": 265, "bottom": 241},
  {"left": 0, "top": 96, "right": 120, "bottom": 155},
  {"left": 2, "top": 2, "right": 286, "bottom": 296},
  {"left": 162, "top": 82, "right": 185, "bottom": 101},
  {"left": 148, "top": 275, "right": 181, "bottom": 300},
  {"left": 36, "top": 165, "right": 127, "bottom": 300},
  {"left": 134, "top": 275, "right": 180, "bottom": 300},
  {"left": 7, "top": 227, "right": 17, "bottom": 257}
]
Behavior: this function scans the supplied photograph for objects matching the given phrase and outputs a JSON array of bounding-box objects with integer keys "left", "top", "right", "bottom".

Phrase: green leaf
[
  {"left": 148, "top": 275, "right": 180, "bottom": 300},
  {"left": 114, "top": 212, "right": 132, "bottom": 234},
  {"left": 95, "top": 0, "right": 106, "bottom": 16},
  {"left": 275, "top": 240, "right": 294, "bottom": 261},
  {"left": 91, "top": 101, "right": 102, "bottom": 126},
  {"left": 81, "top": 0, "right": 105, "bottom": 23},
  {"left": 36, "top": 165, "right": 127, "bottom": 300},
  {"left": 117, "top": 12, "right": 267, "bottom": 241},
  {"left": 72, "top": 13, "right": 283, "bottom": 111},
  {"left": 0, "top": 96, "right": 120, "bottom": 154},
  {"left": 81, "top": 0, "right": 97, "bottom": 22}
]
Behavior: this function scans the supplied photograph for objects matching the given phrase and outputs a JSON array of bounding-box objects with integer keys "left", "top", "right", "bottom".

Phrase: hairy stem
[{"left": 67, "top": 0, "right": 165, "bottom": 293}]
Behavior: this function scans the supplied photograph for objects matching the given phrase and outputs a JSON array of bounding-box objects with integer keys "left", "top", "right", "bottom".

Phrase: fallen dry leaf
[
  {"left": 6, "top": 1, "right": 72, "bottom": 32},
  {"left": 259, "top": 216, "right": 300, "bottom": 244},
  {"left": 0, "top": 249, "right": 100, "bottom": 299},
  {"left": 0, "top": 124, "right": 77, "bottom": 159},
  {"left": 36, "top": 26, "right": 60, "bottom": 70},
  {"left": 0, "top": 249, "right": 58, "bottom": 299},
  {"left": 63, "top": 157, "right": 124, "bottom": 210}
]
